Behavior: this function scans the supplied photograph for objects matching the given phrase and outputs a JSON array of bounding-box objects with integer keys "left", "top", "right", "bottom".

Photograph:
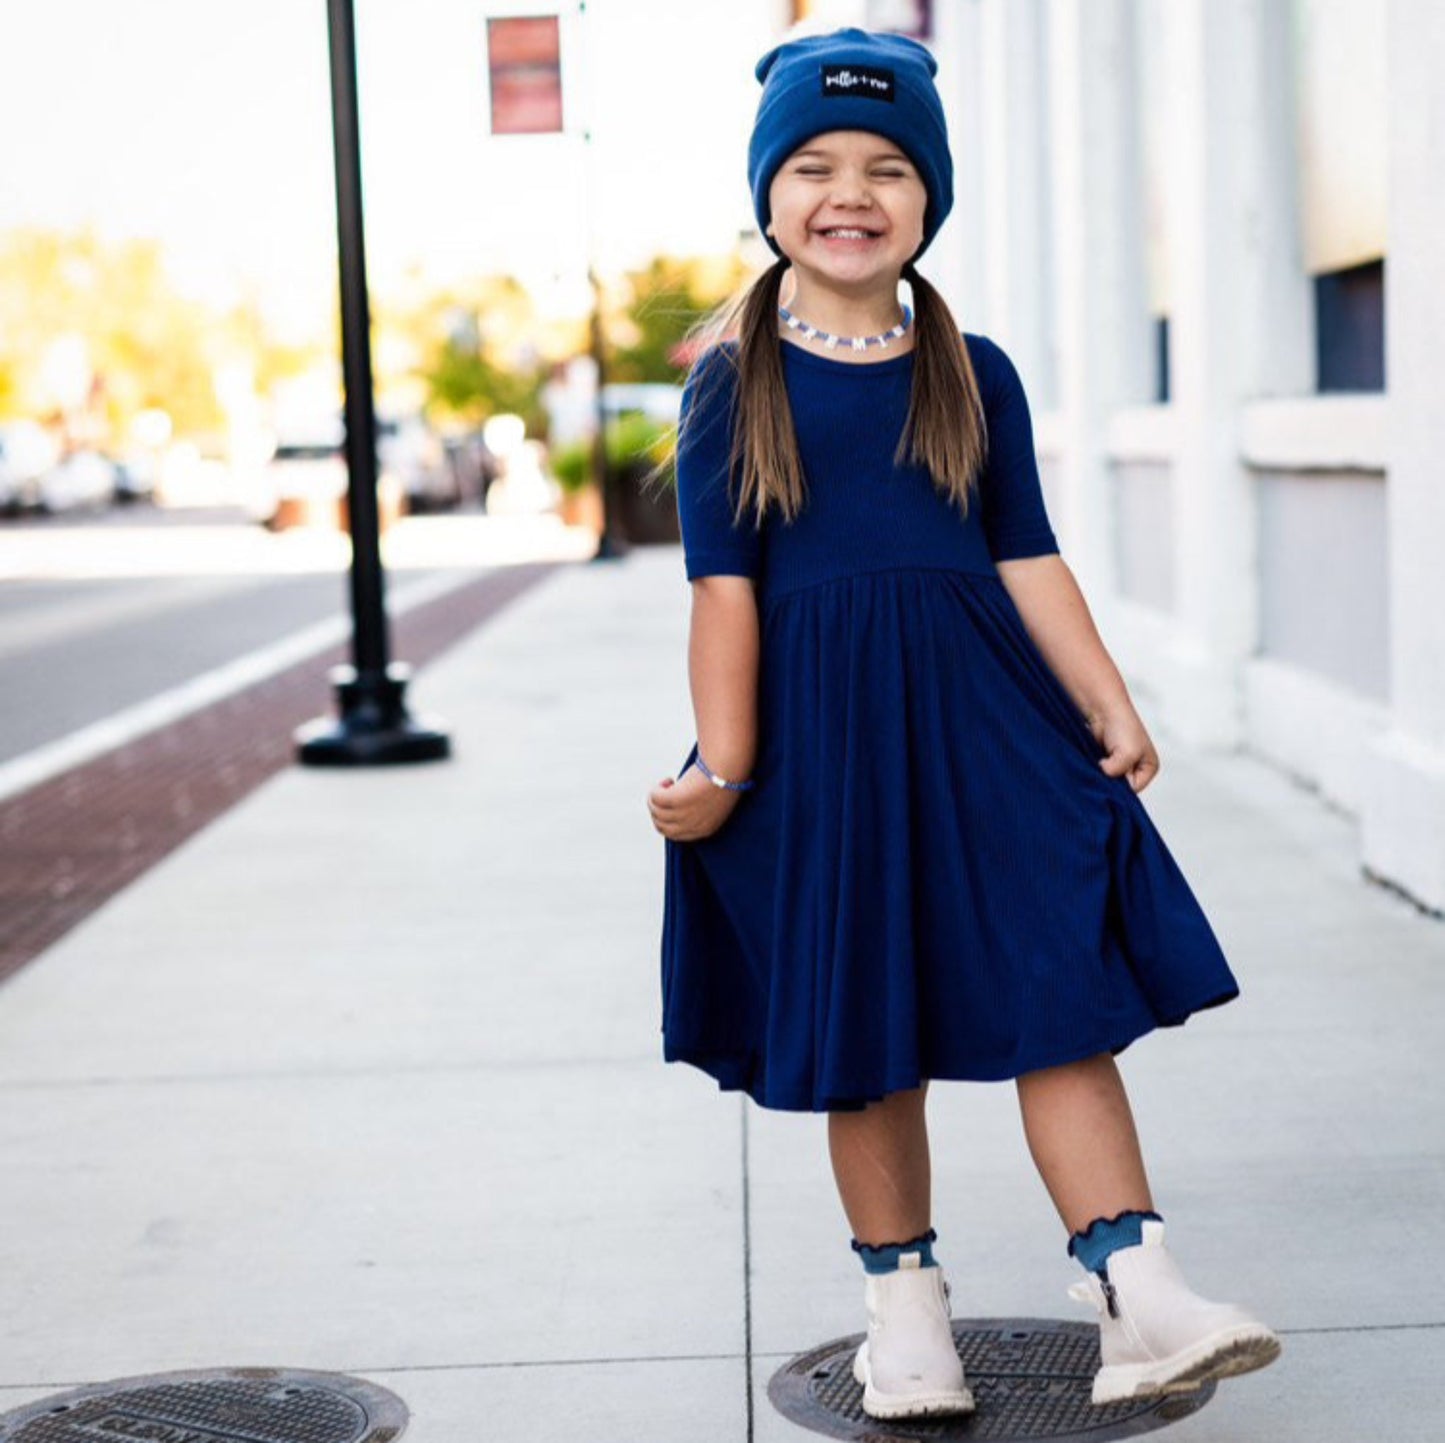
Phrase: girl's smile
[{"left": 814, "top": 226, "right": 885, "bottom": 247}]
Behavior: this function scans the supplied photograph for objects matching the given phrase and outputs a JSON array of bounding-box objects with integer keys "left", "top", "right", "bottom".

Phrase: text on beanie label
[{"left": 820, "top": 64, "right": 896, "bottom": 102}]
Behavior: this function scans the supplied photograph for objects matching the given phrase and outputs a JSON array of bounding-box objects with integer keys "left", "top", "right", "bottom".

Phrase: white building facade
[{"left": 795, "top": 0, "right": 1442, "bottom": 914}]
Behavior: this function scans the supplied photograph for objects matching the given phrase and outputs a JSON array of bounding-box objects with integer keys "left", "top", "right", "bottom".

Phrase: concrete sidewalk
[{"left": 0, "top": 546, "right": 1441, "bottom": 1441}]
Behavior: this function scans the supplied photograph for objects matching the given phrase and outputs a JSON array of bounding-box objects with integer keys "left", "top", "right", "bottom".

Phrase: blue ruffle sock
[
  {"left": 1067, "top": 1210, "right": 1164, "bottom": 1277},
  {"left": 851, "top": 1226, "right": 938, "bottom": 1275}
]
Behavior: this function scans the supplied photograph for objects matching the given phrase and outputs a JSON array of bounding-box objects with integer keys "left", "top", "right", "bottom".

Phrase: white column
[
  {"left": 1045, "top": 0, "right": 1148, "bottom": 602},
  {"left": 977, "top": 0, "right": 1052, "bottom": 397},
  {"left": 1361, "top": 0, "right": 1445, "bottom": 912},
  {"left": 1153, "top": 0, "right": 1307, "bottom": 749},
  {"left": 926, "top": 0, "right": 984, "bottom": 317}
]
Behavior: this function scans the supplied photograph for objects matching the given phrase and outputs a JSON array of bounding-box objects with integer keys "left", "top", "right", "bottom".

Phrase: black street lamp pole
[
  {"left": 296, "top": 0, "right": 449, "bottom": 766},
  {"left": 577, "top": 0, "right": 623, "bottom": 563},
  {"left": 588, "top": 260, "right": 624, "bottom": 560}
]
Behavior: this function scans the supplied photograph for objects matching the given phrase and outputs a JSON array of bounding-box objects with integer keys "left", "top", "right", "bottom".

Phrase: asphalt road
[{"left": 0, "top": 503, "right": 475, "bottom": 767}]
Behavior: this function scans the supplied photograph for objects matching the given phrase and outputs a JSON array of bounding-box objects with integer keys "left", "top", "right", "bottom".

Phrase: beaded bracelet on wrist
[{"left": 695, "top": 750, "right": 754, "bottom": 791}]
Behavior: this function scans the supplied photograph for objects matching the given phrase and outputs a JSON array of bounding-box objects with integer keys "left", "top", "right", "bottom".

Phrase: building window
[
  {"left": 1314, "top": 258, "right": 1385, "bottom": 393},
  {"left": 1153, "top": 315, "right": 1170, "bottom": 404}
]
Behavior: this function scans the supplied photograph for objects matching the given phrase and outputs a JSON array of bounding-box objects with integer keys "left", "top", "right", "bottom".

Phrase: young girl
[{"left": 646, "top": 27, "right": 1280, "bottom": 1423}]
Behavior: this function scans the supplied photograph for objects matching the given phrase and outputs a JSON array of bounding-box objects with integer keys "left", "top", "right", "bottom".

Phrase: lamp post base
[{"left": 295, "top": 662, "right": 451, "bottom": 766}]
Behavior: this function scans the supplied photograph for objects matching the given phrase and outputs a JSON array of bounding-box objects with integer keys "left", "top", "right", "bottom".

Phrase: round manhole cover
[
  {"left": 768, "top": 1320, "right": 1216, "bottom": 1442},
  {"left": 0, "top": 1368, "right": 407, "bottom": 1443}
]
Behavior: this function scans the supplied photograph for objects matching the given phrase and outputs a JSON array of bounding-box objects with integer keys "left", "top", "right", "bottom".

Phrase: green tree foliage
[
  {"left": 375, "top": 271, "right": 568, "bottom": 437},
  {"left": 428, "top": 340, "right": 546, "bottom": 434},
  {"left": 607, "top": 253, "right": 748, "bottom": 384}
]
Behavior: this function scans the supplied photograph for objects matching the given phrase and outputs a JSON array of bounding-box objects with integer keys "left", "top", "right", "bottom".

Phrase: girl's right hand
[
  {"left": 1087, "top": 703, "right": 1160, "bottom": 794},
  {"left": 647, "top": 766, "right": 745, "bottom": 842}
]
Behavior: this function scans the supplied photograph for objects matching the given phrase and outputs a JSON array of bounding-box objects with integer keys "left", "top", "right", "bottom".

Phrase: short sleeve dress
[{"left": 660, "top": 331, "right": 1238, "bottom": 1113}]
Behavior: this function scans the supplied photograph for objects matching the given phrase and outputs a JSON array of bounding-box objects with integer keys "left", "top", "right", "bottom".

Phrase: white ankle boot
[
  {"left": 1068, "top": 1219, "right": 1282, "bottom": 1405},
  {"left": 850, "top": 1253, "right": 976, "bottom": 1419}
]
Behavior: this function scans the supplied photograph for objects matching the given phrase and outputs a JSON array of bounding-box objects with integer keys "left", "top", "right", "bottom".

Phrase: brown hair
[{"left": 645, "top": 256, "right": 989, "bottom": 535}]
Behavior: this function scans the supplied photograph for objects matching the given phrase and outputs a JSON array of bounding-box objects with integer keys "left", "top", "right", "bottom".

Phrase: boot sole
[
  {"left": 852, "top": 1340, "right": 976, "bottom": 1420},
  {"left": 1091, "top": 1326, "right": 1282, "bottom": 1405}
]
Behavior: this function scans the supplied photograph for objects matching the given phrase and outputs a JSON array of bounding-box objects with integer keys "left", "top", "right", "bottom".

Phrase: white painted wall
[{"left": 928, "top": 0, "right": 1441, "bottom": 913}]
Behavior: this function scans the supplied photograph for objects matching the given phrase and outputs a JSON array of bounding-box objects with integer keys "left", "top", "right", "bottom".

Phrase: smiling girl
[{"left": 647, "top": 26, "right": 1280, "bottom": 1423}]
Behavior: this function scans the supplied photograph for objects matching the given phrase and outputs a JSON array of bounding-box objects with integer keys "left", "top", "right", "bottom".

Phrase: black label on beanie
[{"left": 820, "top": 63, "right": 895, "bottom": 101}]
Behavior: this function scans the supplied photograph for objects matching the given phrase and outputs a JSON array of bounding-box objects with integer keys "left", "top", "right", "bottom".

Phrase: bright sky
[{"left": 0, "top": 0, "right": 779, "bottom": 337}]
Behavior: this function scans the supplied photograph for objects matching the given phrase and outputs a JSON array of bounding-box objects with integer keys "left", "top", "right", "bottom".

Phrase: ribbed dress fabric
[{"left": 660, "top": 331, "right": 1239, "bottom": 1113}]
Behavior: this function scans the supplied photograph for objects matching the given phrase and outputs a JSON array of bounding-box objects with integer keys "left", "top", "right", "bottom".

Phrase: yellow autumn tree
[{"left": 0, "top": 226, "right": 230, "bottom": 441}]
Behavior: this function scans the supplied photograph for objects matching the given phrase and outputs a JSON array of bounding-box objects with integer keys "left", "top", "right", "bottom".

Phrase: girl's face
[{"left": 766, "top": 130, "right": 927, "bottom": 292}]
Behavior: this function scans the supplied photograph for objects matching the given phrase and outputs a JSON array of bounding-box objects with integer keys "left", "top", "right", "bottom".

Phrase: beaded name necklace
[{"left": 778, "top": 304, "right": 913, "bottom": 353}]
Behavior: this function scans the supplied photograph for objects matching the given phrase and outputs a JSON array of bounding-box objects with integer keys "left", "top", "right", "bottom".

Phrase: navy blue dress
[{"left": 660, "top": 331, "right": 1238, "bottom": 1113}]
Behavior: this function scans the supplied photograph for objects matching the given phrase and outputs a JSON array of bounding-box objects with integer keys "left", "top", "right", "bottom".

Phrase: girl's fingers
[{"left": 1099, "top": 749, "right": 1146, "bottom": 780}]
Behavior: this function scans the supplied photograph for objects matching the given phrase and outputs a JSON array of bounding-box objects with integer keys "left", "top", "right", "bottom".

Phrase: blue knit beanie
[{"left": 748, "top": 27, "right": 953, "bottom": 263}]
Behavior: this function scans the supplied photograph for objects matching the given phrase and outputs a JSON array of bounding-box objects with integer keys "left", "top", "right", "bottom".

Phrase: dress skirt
[{"left": 660, "top": 565, "right": 1238, "bottom": 1113}]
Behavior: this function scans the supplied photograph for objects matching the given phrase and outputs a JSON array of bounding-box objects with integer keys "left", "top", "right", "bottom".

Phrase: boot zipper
[{"left": 1100, "top": 1276, "right": 1120, "bottom": 1319}]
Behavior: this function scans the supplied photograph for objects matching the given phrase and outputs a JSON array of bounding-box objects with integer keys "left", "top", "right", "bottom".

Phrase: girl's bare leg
[
  {"left": 1015, "top": 1054, "right": 1154, "bottom": 1236},
  {"left": 827, "top": 1081, "right": 933, "bottom": 1245}
]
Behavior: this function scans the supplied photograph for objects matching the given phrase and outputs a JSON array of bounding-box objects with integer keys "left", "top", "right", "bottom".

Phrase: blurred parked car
[
  {"left": 441, "top": 431, "right": 501, "bottom": 509},
  {"left": 37, "top": 450, "right": 118, "bottom": 514},
  {"left": 377, "top": 414, "right": 453, "bottom": 513},
  {"left": 113, "top": 450, "right": 158, "bottom": 504},
  {"left": 0, "top": 421, "right": 61, "bottom": 513},
  {"left": 244, "top": 418, "right": 404, "bottom": 532},
  {"left": 0, "top": 437, "right": 19, "bottom": 513}
]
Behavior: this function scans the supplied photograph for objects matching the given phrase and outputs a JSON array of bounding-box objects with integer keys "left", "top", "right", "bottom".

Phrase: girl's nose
[{"left": 831, "top": 174, "right": 872, "bottom": 205}]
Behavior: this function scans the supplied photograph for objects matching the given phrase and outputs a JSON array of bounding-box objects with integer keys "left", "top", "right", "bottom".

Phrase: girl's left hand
[
  {"left": 1086, "top": 706, "right": 1160, "bottom": 793},
  {"left": 647, "top": 765, "right": 745, "bottom": 842}
]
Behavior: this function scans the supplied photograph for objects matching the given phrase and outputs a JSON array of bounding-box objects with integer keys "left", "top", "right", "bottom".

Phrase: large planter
[
  {"left": 269, "top": 478, "right": 405, "bottom": 535},
  {"left": 613, "top": 461, "right": 680, "bottom": 545},
  {"left": 556, "top": 480, "right": 605, "bottom": 534}
]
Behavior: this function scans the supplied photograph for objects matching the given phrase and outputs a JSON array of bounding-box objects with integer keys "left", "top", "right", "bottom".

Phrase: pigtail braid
[{"left": 899, "top": 260, "right": 988, "bottom": 515}]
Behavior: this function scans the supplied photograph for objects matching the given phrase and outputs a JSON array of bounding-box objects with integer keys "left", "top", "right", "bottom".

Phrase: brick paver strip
[{"left": 0, "top": 561, "right": 565, "bottom": 986}]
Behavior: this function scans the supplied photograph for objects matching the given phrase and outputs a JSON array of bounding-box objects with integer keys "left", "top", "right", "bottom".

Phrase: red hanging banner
[{"left": 487, "top": 15, "right": 564, "bottom": 134}]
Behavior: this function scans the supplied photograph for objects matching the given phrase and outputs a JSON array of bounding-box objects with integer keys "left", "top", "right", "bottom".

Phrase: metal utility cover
[
  {"left": 0, "top": 1368, "right": 407, "bottom": 1443},
  {"left": 768, "top": 1319, "right": 1216, "bottom": 1442}
]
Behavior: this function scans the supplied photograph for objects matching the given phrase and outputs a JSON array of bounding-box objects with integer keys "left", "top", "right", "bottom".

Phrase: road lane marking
[{"left": 0, "top": 568, "right": 486, "bottom": 804}]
